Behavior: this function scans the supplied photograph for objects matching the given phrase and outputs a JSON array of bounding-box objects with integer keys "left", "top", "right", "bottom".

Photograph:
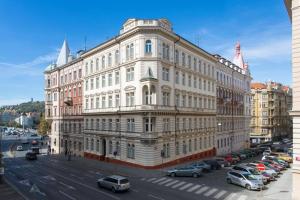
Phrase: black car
[
  {"left": 203, "top": 159, "right": 221, "bottom": 170},
  {"left": 25, "top": 152, "right": 37, "bottom": 160}
]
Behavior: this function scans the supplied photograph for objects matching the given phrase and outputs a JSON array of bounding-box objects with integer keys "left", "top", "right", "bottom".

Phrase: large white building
[{"left": 45, "top": 18, "right": 251, "bottom": 168}]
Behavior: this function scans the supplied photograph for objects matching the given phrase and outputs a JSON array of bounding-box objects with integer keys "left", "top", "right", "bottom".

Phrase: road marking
[
  {"left": 165, "top": 180, "right": 178, "bottom": 187},
  {"left": 147, "top": 177, "right": 157, "bottom": 182},
  {"left": 187, "top": 184, "right": 202, "bottom": 192},
  {"left": 140, "top": 178, "right": 146, "bottom": 181},
  {"left": 195, "top": 186, "right": 209, "bottom": 194},
  {"left": 224, "top": 193, "right": 237, "bottom": 200},
  {"left": 59, "top": 181, "right": 75, "bottom": 190},
  {"left": 179, "top": 183, "right": 194, "bottom": 191},
  {"left": 148, "top": 194, "right": 165, "bottom": 200},
  {"left": 152, "top": 177, "right": 166, "bottom": 183},
  {"left": 158, "top": 179, "right": 173, "bottom": 185},
  {"left": 130, "top": 188, "right": 139, "bottom": 193},
  {"left": 59, "top": 190, "right": 77, "bottom": 200},
  {"left": 204, "top": 188, "right": 218, "bottom": 197},
  {"left": 171, "top": 181, "right": 186, "bottom": 189},
  {"left": 237, "top": 195, "right": 248, "bottom": 200},
  {"left": 214, "top": 190, "right": 227, "bottom": 199}
]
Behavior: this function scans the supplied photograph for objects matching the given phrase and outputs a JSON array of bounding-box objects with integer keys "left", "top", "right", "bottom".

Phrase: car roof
[
  {"left": 230, "top": 170, "right": 251, "bottom": 176},
  {"left": 108, "top": 175, "right": 127, "bottom": 180}
]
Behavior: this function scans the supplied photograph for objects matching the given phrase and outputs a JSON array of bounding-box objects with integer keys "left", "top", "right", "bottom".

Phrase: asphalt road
[{"left": 2, "top": 152, "right": 292, "bottom": 200}]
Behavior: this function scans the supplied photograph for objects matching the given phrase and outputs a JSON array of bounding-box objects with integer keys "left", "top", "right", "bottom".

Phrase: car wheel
[
  {"left": 192, "top": 173, "right": 198, "bottom": 178},
  {"left": 112, "top": 187, "right": 116, "bottom": 193},
  {"left": 226, "top": 178, "right": 232, "bottom": 184},
  {"left": 171, "top": 172, "right": 176, "bottom": 177},
  {"left": 245, "top": 184, "right": 251, "bottom": 190}
]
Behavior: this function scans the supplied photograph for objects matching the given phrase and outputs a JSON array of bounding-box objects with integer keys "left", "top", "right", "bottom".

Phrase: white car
[{"left": 16, "top": 146, "right": 23, "bottom": 151}]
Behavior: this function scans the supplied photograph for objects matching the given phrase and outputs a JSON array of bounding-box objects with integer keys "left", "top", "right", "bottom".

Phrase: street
[{"left": 3, "top": 152, "right": 292, "bottom": 200}]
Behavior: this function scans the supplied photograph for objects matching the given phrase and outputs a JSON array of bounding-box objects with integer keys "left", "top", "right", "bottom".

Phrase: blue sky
[{"left": 0, "top": 0, "right": 291, "bottom": 106}]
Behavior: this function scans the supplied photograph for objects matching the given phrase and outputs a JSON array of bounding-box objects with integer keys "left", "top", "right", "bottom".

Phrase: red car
[{"left": 223, "top": 154, "right": 238, "bottom": 164}]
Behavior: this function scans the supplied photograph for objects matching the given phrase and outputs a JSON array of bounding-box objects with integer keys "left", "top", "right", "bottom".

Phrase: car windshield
[
  {"left": 244, "top": 174, "right": 257, "bottom": 180},
  {"left": 120, "top": 179, "right": 129, "bottom": 184},
  {"left": 249, "top": 168, "right": 260, "bottom": 175}
]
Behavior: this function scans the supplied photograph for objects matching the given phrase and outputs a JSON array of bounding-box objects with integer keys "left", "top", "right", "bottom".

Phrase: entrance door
[{"left": 102, "top": 139, "right": 106, "bottom": 156}]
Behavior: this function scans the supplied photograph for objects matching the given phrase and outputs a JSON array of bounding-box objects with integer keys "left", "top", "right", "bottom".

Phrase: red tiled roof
[{"left": 251, "top": 82, "right": 267, "bottom": 89}]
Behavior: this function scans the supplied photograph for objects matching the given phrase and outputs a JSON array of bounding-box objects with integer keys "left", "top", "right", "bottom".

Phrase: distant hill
[{"left": 0, "top": 101, "right": 45, "bottom": 113}]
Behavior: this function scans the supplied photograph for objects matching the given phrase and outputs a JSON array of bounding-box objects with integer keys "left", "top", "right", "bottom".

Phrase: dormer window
[{"left": 145, "top": 40, "right": 152, "bottom": 54}]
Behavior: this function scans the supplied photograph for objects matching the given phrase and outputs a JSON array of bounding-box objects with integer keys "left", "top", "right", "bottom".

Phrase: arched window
[
  {"left": 145, "top": 40, "right": 152, "bottom": 54},
  {"left": 130, "top": 43, "right": 134, "bottom": 59},
  {"left": 101, "top": 56, "right": 105, "bottom": 69},
  {"left": 115, "top": 50, "right": 119, "bottom": 65},
  {"left": 108, "top": 53, "right": 112, "bottom": 67}
]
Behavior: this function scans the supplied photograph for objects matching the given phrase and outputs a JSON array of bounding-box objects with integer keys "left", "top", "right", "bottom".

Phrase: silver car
[
  {"left": 232, "top": 165, "right": 268, "bottom": 184},
  {"left": 97, "top": 175, "right": 130, "bottom": 192},
  {"left": 227, "top": 171, "right": 264, "bottom": 190},
  {"left": 167, "top": 166, "right": 203, "bottom": 178}
]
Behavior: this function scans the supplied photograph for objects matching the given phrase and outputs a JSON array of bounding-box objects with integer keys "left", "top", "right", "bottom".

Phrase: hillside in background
[{"left": 0, "top": 101, "right": 45, "bottom": 113}]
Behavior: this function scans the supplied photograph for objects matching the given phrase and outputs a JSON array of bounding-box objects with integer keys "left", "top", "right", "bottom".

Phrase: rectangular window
[
  {"left": 162, "top": 92, "right": 170, "bottom": 106},
  {"left": 175, "top": 94, "right": 180, "bottom": 107},
  {"left": 108, "top": 119, "right": 113, "bottom": 130},
  {"left": 85, "top": 80, "right": 89, "bottom": 91},
  {"left": 126, "top": 67, "right": 134, "bottom": 81},
  {"left": 127, "top": 119, "right": 135, "bottom": 132},
  {"left": 115, "top": 94, "right": 120, "bottom": 107},
  {"left": 162, "top": 67, "right": 169, "bottom": 81},
  {"left": 182, "top": 95, "right": 186, "bottom": 107},
  {"left": 188, "top": 75, "right": 191, "bottom": 87},
  {"left": 126, "top": 92, "right": 135, "bottom": 106},
  {"left": 90, "top": 78, "right": 94, "bottom": 90},
  {"left": 102, "top": 96, "right": 106, "bottom": 108},
  {"left": 182, "top": 73, "right": 185, "bottom": 85},
  {"left": 175, "top": 71, "right": 179, "bottom": 84},
  {"left": 101, "top": 119, "right": 106, "bottom": 130},
  {"left": 96, "top": 77, "right": 99, "bottom": 89},
  {"left": 115, "top": 71, "right": 120, "bottom": 84},
  {"left": 163, "top": 118, "right": 170, "bottom": 132},
  {"left": 102, "top": 75, "right": 106, "bottom": 87},
  {"left": 108, "top": 73, "right": 112, "bottom": 86},
  {"left": 108, "top": 95, "right": 112, "bottom": 107},
  {"left": 116, "top": 119, "right": 120, "bottom": 131}
]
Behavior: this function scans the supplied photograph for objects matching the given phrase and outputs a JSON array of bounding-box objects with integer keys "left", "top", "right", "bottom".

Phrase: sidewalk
[{"left": 0, "top": 179, "right": 24, "bottom": 200}]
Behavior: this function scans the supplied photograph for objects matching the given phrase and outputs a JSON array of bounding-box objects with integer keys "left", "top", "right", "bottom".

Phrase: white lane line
[
  {"left": 224, "top": 193, "right": 237, "bottom": 200},
  {"left": 187, "top": 184, "right": 202, "bottom": 192},
  {"left": 148, "top": 194, "right": 165, "bottom": 200},
  {"left": 195, "top": 186, "right": 209, "bottom": 194},
  {"left": 179, "top": 183, "right": 194, "bottom": 191},
  {"left": 214, "top": 190, "right": 227, "bottom": 199},
  {"left": 171, "top": 181, "right": 186, "bottom": 189},
  {"left": 59, "top": 190, "right": 76, "bottom": 200},
  {"left": 204, "top": 188, "right": 218, "bottom": 197},
  {"left": 158, "top": 179, "right": 173, "bottom": 185},
  {"left": 147, "top": 178, "right": 157, "bottom": 182},
  {"left": 237, "top": 195, "right": 248, "bottom": 200},
  {"left": 165, "top": 180, "right": 178, "bottom": 187},
  {"left": 152, "top": 177, "right": 167, "bottom": 183},
  {"left": 59, "top": 181, "right": 75, "bottom": 190}
]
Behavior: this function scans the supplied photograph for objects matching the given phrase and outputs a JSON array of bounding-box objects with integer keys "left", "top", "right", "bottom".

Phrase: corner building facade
[{"left": 82, "top": 19, "right": 217, "bottom": 168}]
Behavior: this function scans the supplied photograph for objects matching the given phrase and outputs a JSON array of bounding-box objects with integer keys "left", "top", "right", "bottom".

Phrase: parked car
[
  {"left": 16, "top": 146, "right": 23, "bottom": 151},
  {"left": 214, "top": 157, "right": 230, "bottom": 167},
  {"left": 203, "top": 159, "right": 221, "bottom": 170},
  {"left": 246, "top": 163, "right": 278, "bottom": 177},
  {"left": 232, "top": 165, "right": 268, "bottom": 184},
  {"left": 167, "top": 167, "right": 203, "bottom": 178},
  {"left": 263, "top": 149, "right": 272, "bottom": 156},
  {"left": 31, "top": 140, "right": 38, "bottom": 145},
  {"left": 226, "top": 171, "right": 264, "bottom": 191},
  {"left": 190, "top": 161, "right": 211, "bottom": 172},
  {"left": 25, "top": 152, "right": 37, "bottom": 160},
  {"left": 97, "top": 175, "right": 130, "bottom": 192},
  {"left": 224, "top": 154, "right": 238, "bottom": 165},
  {"left": 270, "top": 152, "right": 293, "bottom": 163}
]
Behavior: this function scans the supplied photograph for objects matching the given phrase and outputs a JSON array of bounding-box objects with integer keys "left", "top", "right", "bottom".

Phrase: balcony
[{"left": 64, "top": 97, "right": 73, "bottom": 106}]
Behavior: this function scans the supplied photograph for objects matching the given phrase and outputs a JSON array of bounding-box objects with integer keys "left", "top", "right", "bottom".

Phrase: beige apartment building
[{"left": 250, "top": 82, "right": 292, "bottom": 143}]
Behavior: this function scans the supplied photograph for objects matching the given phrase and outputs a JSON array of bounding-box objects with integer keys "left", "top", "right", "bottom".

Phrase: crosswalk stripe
[
  {"left": 204, "top": 188, "right": 218, "bottom": 197},
  {"left": 147, "top": 178, "right": 157, "bottom": 182},
  {"left": 158, "top": 179, "right": 172, "bottom": 185},
  {"left": 237, "top": 195, "right": 248, "bottom": 200},
  {"left": 195, "top": 186, "right": 209, "bottom": 194},
  {"left": 187, "top": 184, "right": 202, "bottom": 192},
  {"left": 152, "top": 177, "right": 167, "bottom": 183},
  {"left": 224, "top": 193, "right": 237, "bottom": 200},
  {"left": 165, "top": 180, "right": 179, "bottom": 187},
  {"left": 214, "top": 190, "right": 227, "bottom": 199},
  {"left": 179, "top": 183, "right": 194, "bottom": 191},
  {"left": 172, "top": 181, "right": 186, "bottom": 189}
]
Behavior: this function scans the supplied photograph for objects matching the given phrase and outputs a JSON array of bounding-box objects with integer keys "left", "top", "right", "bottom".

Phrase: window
[
  {"left": 108, "top": 96, "right": 112, "bottom": 107},
  {"left": 183, "top": 141, "right": 187, "bottom": 154},
  {"left": 85, "top": 80, "right": 89, "bottom": 91},
  {"left": 96, "top": 140, "right": 100, "bottom": 152},
  {"left": 108, "top": 119, "right": 113, "bottom": 130},
  {"left": 162, "top": 67, "right": 169, "bottom": 81},
  {"left": 85, "top": 63, "right": 88, "bottom": 75},
  {"left": 182, "top": 53, "right": 185, "bottom": 66},
  {"left": 101, "top": 119, "right": 106, "bottom": 130},
  {"left": 108, "top": 74, "right": 112, "bottom": 86},
  {"left": 162, "top": 43, "right": 169, "bottom": 60},
  {"left": 115, "top": 94, "right": 120, "bottom": 107},
  {"left": 96, "top": 58, "right": 99, "bottom": 71},
  {"left": 127, "top": 143, "right": 135, "bottom": 159},
  {"left": 145, "top": 40, "right": 152, "bottom": 54},
  {"left": 90, "top": 78, "right": 94, "bottom": 90},
  {"left": 127, "top": 119, "right": 135, "bottom": 132},
  {"left": 108, "top": 53, "right": 112, "bottom": 67},
  {"left": 102, "top": 75, "right": 106, "bottom": 87},
  {"left": 189, "top": 139, "right": 192, "bottom": 152},
  {"left": 193, "top": 77, "right": 197, "bottom": 88},
  {"left": 188, "top": 96, "right": 192, "bottom": 107},
  {"left": 130, "top": 43, "right": 134, "bottom": 59},
  {"left": 115, "top": 71, "right": 119, "bottom": 84},
  {"left": 175, "top": 141, "right": 179, "bottom": 155},
  {"left": 175, "top": 71, "right": 179, "bottom": 84},
  {"left": 101, "top": 96, "right": 106, "bottom": 108},
  {"left": 79, "top": 69, "right": 82, "bottom": 78},
  {"left": 126, "top": 67, "right": 134, "bottom": 81},
  {"left": 194, "top": 97, "right": 197, "bottom": 108},
  {"left": 101, "top": 56, "right": 105, "bottom": 69},
  {"left": 96, "top": 119, "right": 100, "bottom": 130},
  {"left": 188, "top": 55, "right": 191, "bottom": 68},
  {"left": 163, "top": 118, "right": 170, "bottom": 132},
  {"left": 199, "top": 78, "right": 202, "bottom": 89},
  {"left": 116, "top": 119, "right": 120, "bottom": 131},
  {"left": 188, "top": 75, "right": 191, "bottom": 87},
  {"left": 85, "top": 138, "right": 89, "bottom": 150},
  {"left": 90, "top": 98, "right": 94, "bottom": 109},
  {"left": 144, "top": 118, "right": 154, "bottom": 132},
  {"left": 115, "top": 50, "right": 119, "bottom": 65},
  {"left": 182, "top": 73, "right": 185, "bottom": 85},
  {"left": 116, "top": 141, "right": 120, "bottom": 156},
  {"left": 90, "top": 61, "right": 93, "bottom": 73},
  {"left": 96, "top": 77, "right": 99, "bottom": 89},
  {"left": 183, "top": 118, "right": 186, "bottom": 130},
  {"left": 175, "top": 50, "right": 179, "bottom": 64},
  {"left": 162, "top": 92, "right": 170, "bottom": 106},
  {"left": 126, "top": 45, "right": 130, "bottom": 61},
  {"left": 175, "top": 94, "right": 180, "bottom": 106},
  {"left": 182, "top": 95, "right": 186, "bottom": 107},
  {"left": 109, "top": 141, "right": 113, "bottom": 154},
  {"left": 85, "top": 98, "right": 89, "bottom": 110},
  {"left": 126, "top": 92, "right": 135, "bottom": 106}
]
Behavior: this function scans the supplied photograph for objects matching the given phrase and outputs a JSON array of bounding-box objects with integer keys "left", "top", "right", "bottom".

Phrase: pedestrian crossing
[{"left": 140, "top": 177, "right": 249, "bottom": 200}]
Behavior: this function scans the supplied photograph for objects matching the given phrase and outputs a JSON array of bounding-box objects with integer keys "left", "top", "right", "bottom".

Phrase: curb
[{"left": 4, "top": 177, "right": 30, "bottom": 200}]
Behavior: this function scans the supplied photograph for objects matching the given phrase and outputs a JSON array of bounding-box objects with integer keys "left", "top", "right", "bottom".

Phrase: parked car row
[{"left": 227, "top": 150, "right": 292, "bottom": 191}]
